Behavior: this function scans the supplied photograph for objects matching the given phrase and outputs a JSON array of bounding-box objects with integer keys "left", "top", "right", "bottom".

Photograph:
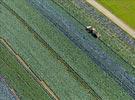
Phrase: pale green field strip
[
  {"left": 52, "top": 0, "right": 135, "bottom": 69},
  {"left": 0, "top": 42, "right": 52, "bottom": 100},
  {"left": 97, "top": 0, "right": 135, "bottom": 30},
  {"left": 0, "top": 0, "right": 133, "bottom": 100}
]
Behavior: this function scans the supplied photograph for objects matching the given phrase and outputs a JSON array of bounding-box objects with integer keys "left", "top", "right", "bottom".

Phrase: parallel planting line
[
  {"left": 10, "top": 89, "right": 20, "bottom": 100},
  {"left": 0, "top": 38, "right": 59, "bottom": 100},
  {"left": 29, "top": 1, "right": 135, "bottom": 98},
  {"left": 51, "top": 0, "right": 135, "bottom": 69},
  {"left": 0, "top": 1, "right": 101, "bottom": 99},
  {"left": 33, "top": 33, "right": 102, "bottom": 100}
]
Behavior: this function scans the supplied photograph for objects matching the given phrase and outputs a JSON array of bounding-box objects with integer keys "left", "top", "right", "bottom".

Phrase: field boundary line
[
  {"left": 0, "top": 38, "right": 59, "bottom": 100},
  {"left": 85, "top": 0, "right": 135, "bottom": 39},
  {"left": 10, "top": 89, "right": 20, "bottom": 100}
]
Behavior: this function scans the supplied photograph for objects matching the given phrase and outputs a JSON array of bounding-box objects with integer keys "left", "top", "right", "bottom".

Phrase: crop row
[
  {"left": 52, "top": 0, "right": 135, "bottom": 69},
  {"left": 0, "top": 41, "right": 52, "bottom": 100},
  {"left": 0, "top": 4, "right": 97, "bottom": 99},
  {"left": 28, "top": 0, "right": 135, "bottom": 98},
  {"left": 1, "top": 0, "right": 133, "bottom": 99}
]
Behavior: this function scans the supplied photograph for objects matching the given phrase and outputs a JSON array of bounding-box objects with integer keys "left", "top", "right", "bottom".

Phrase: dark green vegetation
[
  {"left": 97, "top": 0, "right": 135, "bottom": 29},
  {"left": 0, "top": 0, "right": 135, "bottom": 99},
  {"left": 0, "top": 42, "right": 52, "bottom": 100}
]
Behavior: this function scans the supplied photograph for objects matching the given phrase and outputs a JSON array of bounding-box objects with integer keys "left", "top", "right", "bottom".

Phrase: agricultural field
[
  {"left": 97, "top": 0, "right": 135, "bottom": 29},
  {"left": 0, "top": 0, "right": 135, "bottom": 99},
  {"left": 0, "top": 41, "right": 52, "bottom": 99}
]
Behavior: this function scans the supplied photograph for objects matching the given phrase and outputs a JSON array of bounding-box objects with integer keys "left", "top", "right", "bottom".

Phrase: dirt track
[
  {"left": 10, "top": 89, "right": 20, "bottom": 100},
  {"left": 0, "top": 38, "right": 59, "bottom": 100},
  {"left": 86, "top": 0, "right": 135, "bottom": 39}
]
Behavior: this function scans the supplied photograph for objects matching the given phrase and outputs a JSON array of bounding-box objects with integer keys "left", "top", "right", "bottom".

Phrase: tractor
[{"left": 86, "top": 26, "right": 101, "bottom": 38}]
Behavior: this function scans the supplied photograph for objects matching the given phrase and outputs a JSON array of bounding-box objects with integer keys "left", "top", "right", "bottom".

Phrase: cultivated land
[
  {"left": 0, "top": 0, "right": 135, "bottom": 99},
  {"left": 52, "top": 0, "right": 135, "bottom": 71},
  {"left": 97, "top": 0, "right": 135, "bottom": 30},
  {"left": 0, "top": 41, "right": 52, "bottom": 100}
]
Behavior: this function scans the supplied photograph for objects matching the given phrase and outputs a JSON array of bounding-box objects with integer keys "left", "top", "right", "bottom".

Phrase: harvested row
[{"left": 1, "top": 0, "right": 133, "bottom": 99}]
